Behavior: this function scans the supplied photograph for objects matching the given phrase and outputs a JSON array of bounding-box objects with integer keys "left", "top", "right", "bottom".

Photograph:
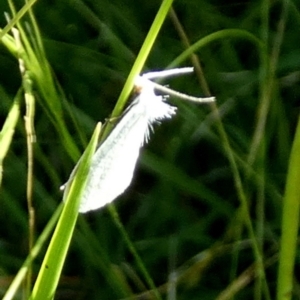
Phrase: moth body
[
  {"left": 76, "top": 80, "right": 175, "bottom": 213},
  {"left": 62, "top": 67, "right": 214, "bottom": 213}
]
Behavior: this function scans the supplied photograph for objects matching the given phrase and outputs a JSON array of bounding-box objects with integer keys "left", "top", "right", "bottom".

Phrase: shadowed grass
[{"left": 0, "top": 0, "right": 299, "bottom": 299}]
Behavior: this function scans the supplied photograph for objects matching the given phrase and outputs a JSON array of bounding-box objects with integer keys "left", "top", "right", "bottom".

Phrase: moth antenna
[
  {"left": 150, "top": 81, "right": 215, "bottom": 103},
  {"left": 143, "top": 67, "right": 194, "bottom": 80},
  {"left": 135, "top": 71, "right": 215, "bottom": 103}
]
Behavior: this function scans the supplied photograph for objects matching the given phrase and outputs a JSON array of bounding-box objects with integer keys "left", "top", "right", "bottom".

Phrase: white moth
[{"left": 62, "top": 67, "right": 215, "bottom": 213}]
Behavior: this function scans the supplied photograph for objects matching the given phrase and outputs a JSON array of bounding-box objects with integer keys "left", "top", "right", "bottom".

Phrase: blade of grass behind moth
[
  {"left": 167, "top": 29, "right": 265, "bottom": 69},
  {"left": 104, "top": 1, "right": 175, "bottom": 299},
  {"left": 0, "top": 92, "right": 21, "bottom": 186},
  {"left": 29, "top": 123, "right": 101, "bottom": 300},
  {"left": 103, "top": 0, "right": 175, "bottom": 139}
]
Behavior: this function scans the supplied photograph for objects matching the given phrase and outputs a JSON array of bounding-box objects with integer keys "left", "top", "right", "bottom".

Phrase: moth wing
[{"left": 79, "top": 108, "right": 148, "bottom": 213}]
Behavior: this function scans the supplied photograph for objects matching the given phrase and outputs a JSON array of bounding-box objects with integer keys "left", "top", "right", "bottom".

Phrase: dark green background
[{"left": 0, "top": 0, "right": 299, "bottom": 299}]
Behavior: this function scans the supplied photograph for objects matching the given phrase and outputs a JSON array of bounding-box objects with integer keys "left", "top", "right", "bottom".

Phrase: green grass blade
[
  {"left": 29, "top": 123, "right": 101, "bottom": 300},
  {"left": 167, "top": 29, "right": 265, "bottom": 69},
  {"left": 3, "top": 204, "right": 62, "bottom": 300},
  {"left": 0, "top": 0, "right": 38, "bottom": 41},
  {"left": 0, "top": 93, "right": 21, "bottom": 186},
  {"left": 277, "top": 116, "right": 300, "bottom": 300},
  {"left": 102, "top": 1, "right": 175, "bottom": 298},
  {"left": 103, "top": 0, "right": 175, "bottom": 138}
]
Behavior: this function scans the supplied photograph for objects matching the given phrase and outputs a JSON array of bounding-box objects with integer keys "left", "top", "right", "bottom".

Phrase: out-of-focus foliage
[{"left": 0, "top": 0, "right": 299, "bottom": 299}]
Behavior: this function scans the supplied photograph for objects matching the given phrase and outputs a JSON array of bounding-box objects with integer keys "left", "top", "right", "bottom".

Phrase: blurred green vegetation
[{"left": 1, "top": 0, "right": 300, "bottom": 299}]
